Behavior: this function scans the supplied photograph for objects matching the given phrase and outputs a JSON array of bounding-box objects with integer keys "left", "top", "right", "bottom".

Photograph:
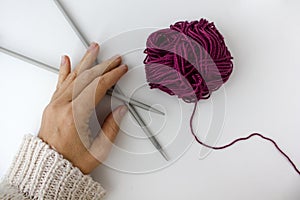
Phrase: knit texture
[
  {"left": 0, "top": 180, "right": 30, "bottom": 200},
  {"left": 0, "top": 134, "right": 105, "bottom": 199}
]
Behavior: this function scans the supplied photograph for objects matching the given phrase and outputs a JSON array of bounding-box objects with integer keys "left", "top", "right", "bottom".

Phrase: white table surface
[{"left": 1, "top": 0, "right": 300, "bottom": 199}]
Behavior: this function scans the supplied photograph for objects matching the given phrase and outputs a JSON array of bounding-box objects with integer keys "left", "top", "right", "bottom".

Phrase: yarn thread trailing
[{"left": 144, "top": 19, "right": 299, "bottom": 175}]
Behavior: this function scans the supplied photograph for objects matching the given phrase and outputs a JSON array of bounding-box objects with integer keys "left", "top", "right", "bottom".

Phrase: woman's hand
[{"left": 38, "top": 42, "right": 128, "bottom": 174}]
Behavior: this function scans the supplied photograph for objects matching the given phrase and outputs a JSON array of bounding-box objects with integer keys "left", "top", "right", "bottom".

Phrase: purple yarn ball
[{"left": 144, "top": 19, "right": 233, "bottom": 103}]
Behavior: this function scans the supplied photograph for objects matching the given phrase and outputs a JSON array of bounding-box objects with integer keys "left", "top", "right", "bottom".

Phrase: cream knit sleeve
[{"left": 0, "top": 134, "right": 106, "bottom": 199}]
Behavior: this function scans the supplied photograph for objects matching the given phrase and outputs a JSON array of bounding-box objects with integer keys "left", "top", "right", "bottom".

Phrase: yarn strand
[{"left": 190, "top": 102, "right": 300, "bottom": 175}]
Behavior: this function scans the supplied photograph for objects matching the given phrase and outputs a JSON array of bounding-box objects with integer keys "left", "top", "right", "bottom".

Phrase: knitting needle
[
  {"left": 126, "top": 104, "right": 169, "bottom": 161},
  {"left": 113, "top": 85, "right": 169, "bottom": 161},
  {"left": 53, "top": 0, "right": 169, "bottom": 160},
  {"left": 52, "top": 0, "right": 164, "bottom": 116},
  {"left": 0, "top": 46, "right": 163, "bottom": 115},
  {"left": 106, "top": 89, "right": 164, "bottom": 115},
  {"left": 0, "top": 46, "right": 58, "bottom": 74}
]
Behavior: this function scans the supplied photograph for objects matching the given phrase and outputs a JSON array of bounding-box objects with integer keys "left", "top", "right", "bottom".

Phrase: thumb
[{"left": 89, "top": 105, "right": 128, "bottom": 164}]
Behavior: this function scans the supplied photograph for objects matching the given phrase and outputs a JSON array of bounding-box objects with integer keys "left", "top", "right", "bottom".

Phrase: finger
[
  {"left": 61, "top": 55, "right": 122, "bottom": 102},
  {"left": 89, "top": 54, "right": 122, "bottom": 76},
  {"left": 73, "top": 55, "right": 122, "bottom": 99},
  {"left": 73, "top": 42, "right": 100, "bottom": 75},
  {"left": 88, "top": 105, "right": 128, "bottom": 164},
  {"left": 72, "top": 64, "right": 128, "bottom": 118},
  {"left": 51, "top": 71, "right": 77, "bottom": 102},
  {"left": 52, "top": 56, "right": 75, "bottom": 102},
  {"left": 52, "top": 43, "right": 99, "bottom": 102},
  {"left": 57, "top": 55, "right": 71, "bottom": 89}
]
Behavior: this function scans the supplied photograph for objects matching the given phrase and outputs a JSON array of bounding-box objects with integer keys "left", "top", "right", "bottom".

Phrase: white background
[{"left": 0, "top": 0, "right": 300, "bottom": 199}]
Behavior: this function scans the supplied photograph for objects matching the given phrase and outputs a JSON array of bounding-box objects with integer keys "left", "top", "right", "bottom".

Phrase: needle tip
[
  {"left": 159, "top": 149, "right": 169, "bottom": 161},
  {"left": 150, "top": 107, "right": 165, "bottom": 116}
]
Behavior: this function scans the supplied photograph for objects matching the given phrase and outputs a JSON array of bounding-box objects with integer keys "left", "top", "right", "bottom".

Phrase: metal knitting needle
[
  {"left": 106, "top": 89, "right": 164, "bottom": 115},
  {"left": 0, "top": 46, "right": 58, "bottom": 74},
  {"left": 52, "top": 0, "right": 164, "bottom": 116},
  {"left": 127, "top": 105, "right": 169, "bottom": 161},
  {"left": 113, "top": 86, "right": 169, "bottom": 161},
  {"left": 53, "top": 0, "right": 169, "bottom": 160},
  {"left": 0, "top": 46, "right": 163, "bottom": 114}
]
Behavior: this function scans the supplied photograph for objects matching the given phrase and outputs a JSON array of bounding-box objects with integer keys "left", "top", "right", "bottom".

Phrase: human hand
[{"left": 38, "top": 42, "right": 128, "bottom": 174}]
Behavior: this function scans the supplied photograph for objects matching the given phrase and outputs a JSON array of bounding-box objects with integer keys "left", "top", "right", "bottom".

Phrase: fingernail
[
  {"left": 120, "top": 64, "right": 128, "bottom": 71},
  {"left": 61, "top": 55, "right": 66, "bottom": 65},
  {"left": 119, "top": 105, "right": 128, "bottom": 117},
  {"left": 112, "top": 54, "right": 121, "bottom": 61},
  {"left": 88, "top": 42, "right": 98, "bottom": 51}
]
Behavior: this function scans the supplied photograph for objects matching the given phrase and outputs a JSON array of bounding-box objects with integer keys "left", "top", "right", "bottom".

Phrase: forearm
[{"left": 0, "top": 134, "right": 105, "bottom": 200}]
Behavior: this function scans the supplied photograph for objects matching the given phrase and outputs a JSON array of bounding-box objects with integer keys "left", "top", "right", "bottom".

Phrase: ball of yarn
[
  {"left": 143, "top": 19, "right": 300, "bottom": 176},
  {"left": 144, "top": 19, "right": 233, "bottom": 103}
]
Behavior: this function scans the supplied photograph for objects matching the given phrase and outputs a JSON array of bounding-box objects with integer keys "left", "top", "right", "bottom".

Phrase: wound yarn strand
[{"left": 144, "top": 18, "right": 300, "bottom": 175}]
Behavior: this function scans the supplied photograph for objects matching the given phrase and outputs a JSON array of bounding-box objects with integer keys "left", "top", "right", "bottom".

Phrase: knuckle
[
  {"left": 110, "top": 125, "right": 119, "bottom": 134},
  {"left": 51, "top": 90, "right": 59, "bottom": 100},
  {"left": 98, "top": 76, "right": 108, "bottom": 88},
  {"left": 44, "top": 103, "right": 58, "bottom": 114},
  {"left": 59, "top": 66, "right": 68, "bottom": 74},
  {"left": 60, "top": 70, "right": 68, "bottom": 77},
  {"left": 106, "top": 123, "right": 119, "bottom": 137},
  {"left": 80, "top": 70, "right": 93, "bottom": 82}
]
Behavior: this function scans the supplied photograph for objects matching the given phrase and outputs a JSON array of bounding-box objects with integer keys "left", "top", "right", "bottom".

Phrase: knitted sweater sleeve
[{"left": 0, "top": 134, "right": 106, "bottom": 199}]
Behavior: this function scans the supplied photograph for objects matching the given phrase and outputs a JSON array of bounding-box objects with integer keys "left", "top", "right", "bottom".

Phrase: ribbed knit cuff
[{"left": 6, "top": 134, "right": 106, "bottom": 199}]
